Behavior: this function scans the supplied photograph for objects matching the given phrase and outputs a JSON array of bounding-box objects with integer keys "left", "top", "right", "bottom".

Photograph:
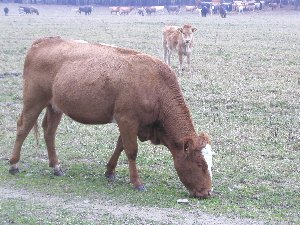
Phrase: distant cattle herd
[
  {"left": 2, "top": 0, "right": 298, "bottom": 17},
  {"left": 18, "top": 6, "right": 39, "bottom": 15},
  {"left": 103, "top": 0, "right": 297, "bottom": 16}
]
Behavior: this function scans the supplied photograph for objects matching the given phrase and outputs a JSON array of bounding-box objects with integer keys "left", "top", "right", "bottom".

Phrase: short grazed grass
[{"left": 0, "top": 4, "right": 299, "bottom": 224}]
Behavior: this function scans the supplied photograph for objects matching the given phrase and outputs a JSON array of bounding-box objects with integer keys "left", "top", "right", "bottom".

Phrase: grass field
[{"left": 0, "top": 4, "right": 299, "bottom": 224}]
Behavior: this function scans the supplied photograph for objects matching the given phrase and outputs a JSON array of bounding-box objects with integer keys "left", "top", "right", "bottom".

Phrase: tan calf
[{"left": 163, "top": 24, "right": 197, "bottom": 72}]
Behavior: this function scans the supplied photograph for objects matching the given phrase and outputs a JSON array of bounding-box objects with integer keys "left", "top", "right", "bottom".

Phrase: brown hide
[
  {"left": 163, "top": 24, "right": 197, "bottom": 72},
  {"left": 9, "top": 37, "right": 212, "bottom": 198}
]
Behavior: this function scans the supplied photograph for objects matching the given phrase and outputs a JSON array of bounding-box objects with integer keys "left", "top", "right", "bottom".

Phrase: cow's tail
[{"left": 33, "top": 122, "right": 40, "bottom": 148}]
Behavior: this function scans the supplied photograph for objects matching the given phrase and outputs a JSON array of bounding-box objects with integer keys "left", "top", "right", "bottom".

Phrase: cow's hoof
[
  {"left": 135, "top": 185, "right": 146, "bottom": 191},
  {"left": 9, "top": 167, "right": 19, "bottom": 175},
  {"left": 105, "top": 173, "right": 116, "bottom": 181},
  {"left": 53, "top": 168, "right": 64, "bottom": 176}
]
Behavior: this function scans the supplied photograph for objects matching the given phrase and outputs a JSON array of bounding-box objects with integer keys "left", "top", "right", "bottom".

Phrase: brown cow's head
[
  {"left": 173, "top": 132, "right": 213, "bottom": 198},
  {"left": 178, "top": 24, "right": 197, "bottom": 45}
]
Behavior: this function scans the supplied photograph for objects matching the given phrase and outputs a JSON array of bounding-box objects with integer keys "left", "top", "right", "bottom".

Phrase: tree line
[{"left": 4, "top": 0, "right": 200, "bottom": 6}]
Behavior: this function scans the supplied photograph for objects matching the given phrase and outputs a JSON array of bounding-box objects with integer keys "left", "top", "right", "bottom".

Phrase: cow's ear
[
  {"left": 199, "top": 132, "right": 211, "bottom": 147},
  {"left": 192, "top": 28, "right": 197, "bottom": 32},
  {"left": 177, "top": 28, "right": 183, "bottom": 33}
]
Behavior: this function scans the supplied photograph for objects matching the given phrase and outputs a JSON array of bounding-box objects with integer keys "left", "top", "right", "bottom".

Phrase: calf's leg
[
  {"left": 178, "top": 52, "right": 183, "bottom": 71},
  {"left": 42, "top": 105, "right": 63, "bottom": 176},
  {"left": 163, "top": 44, "right": 169, "bottom": 64},
  {"left": 167, "top": 51, "right": 171, "bottom": 65}
]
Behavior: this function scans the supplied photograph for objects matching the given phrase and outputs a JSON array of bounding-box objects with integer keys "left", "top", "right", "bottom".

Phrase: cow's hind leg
[
  {"left": 42, "top": 105, "right": 63, "bottom": 176},
  {"left": 9, "top": 104, "right": 45, "bottom": 174},
  {"left": 105, "top": 135, "right": 123, "bottom": 181}
]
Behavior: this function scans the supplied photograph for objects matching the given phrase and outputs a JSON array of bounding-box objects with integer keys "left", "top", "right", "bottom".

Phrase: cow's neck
[{"left": 159, "top": 91, "right": 196, "bottom": 149}]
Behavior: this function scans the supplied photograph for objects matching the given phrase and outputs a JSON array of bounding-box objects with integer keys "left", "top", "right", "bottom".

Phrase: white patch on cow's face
[{"left": 201, "top": 144, "right": 215, "bottom": 180}]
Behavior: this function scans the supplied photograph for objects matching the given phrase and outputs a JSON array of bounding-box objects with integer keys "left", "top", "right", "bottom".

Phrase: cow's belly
[
  {"left": 54, "top": 97, "right": 115, "bottom": 125},
  {"left": 52, "top": 66, "right": 116, "bottom": 124}
]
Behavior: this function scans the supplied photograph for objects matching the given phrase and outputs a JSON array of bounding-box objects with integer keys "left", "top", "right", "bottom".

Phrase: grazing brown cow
[
  {"left": 163, "top": 24, "right": 197, "bottom": 72},
  {"left": 9, "top": 37, "right": 213, "bottom": 198}
]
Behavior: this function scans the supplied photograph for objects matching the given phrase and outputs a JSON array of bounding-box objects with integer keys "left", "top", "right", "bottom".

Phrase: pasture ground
[{"left": 0, "top": 4, "right": 299, "bottom": 224}]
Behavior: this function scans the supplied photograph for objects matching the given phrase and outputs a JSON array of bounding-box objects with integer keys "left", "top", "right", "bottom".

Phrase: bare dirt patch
[{"left": 0, "top": 185, "right": 264, "bottom": 224}]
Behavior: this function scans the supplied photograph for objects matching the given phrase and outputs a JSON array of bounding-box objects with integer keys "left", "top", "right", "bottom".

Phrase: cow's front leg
[
  {"left": 118, "top": 119, "right": 145, "bottom": 191},
  {"left": 42, "top": 105, "right": 64, "bottom": 176}
]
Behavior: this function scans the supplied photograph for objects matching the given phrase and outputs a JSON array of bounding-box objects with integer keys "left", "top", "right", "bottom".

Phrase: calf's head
[
  {"left": 173, "top": 132, "right": 213, "bottom": 198},
  {"left": 178, "top": 24, "right": 197, "bottom": 45}
]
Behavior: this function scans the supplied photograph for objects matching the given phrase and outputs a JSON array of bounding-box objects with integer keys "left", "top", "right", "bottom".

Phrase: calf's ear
[{"left": 192, "top": 28, "right": 197, "bottom": 32}]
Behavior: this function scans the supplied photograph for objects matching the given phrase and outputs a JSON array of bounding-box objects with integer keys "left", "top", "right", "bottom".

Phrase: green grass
[{"left": 0, "top": 3, "right": 300, "bottom": 224}]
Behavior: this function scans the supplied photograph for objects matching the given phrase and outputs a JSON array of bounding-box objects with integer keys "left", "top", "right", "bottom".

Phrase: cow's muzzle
[{"left": 189, "top": 189, "right": 213, "bottom": 199}]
